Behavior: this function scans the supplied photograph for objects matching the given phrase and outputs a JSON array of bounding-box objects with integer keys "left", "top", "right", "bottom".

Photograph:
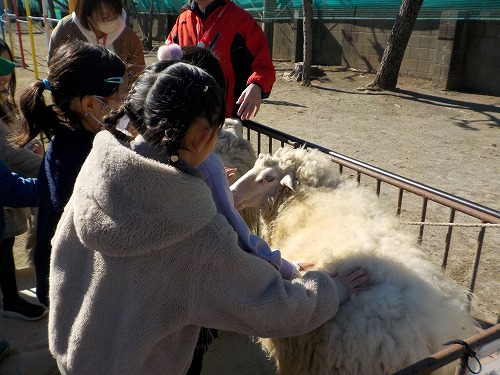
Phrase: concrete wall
[
  {"left": 462, "top": 21, "right": 500, "bottom": 95},
  {"left": 271, "top": 18, "right": 500, "bottom": 95}
]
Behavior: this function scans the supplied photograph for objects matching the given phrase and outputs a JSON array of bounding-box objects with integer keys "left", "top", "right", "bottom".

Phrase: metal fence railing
[
  {"left": 392, "top": 323, "right": 500, "bottom": 375},
  {"left": 243, "top": 118, "right": 500, "bottom": 374},
  {"left": 243, "top": 119, "right": 500, "bottom": 324}
]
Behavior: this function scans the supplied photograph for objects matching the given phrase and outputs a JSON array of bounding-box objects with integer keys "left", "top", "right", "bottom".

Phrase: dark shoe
[
  {"left": 2, "top": 297, "right": 48, "bottom": 321},
  {"left": 0, "top": 341, "right": 9, "bottom": 362}
]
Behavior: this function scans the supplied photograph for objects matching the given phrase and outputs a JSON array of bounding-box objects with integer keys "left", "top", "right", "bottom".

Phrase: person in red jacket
[{"left": 166, "top": 0, "right": 276, "bottom": 119}]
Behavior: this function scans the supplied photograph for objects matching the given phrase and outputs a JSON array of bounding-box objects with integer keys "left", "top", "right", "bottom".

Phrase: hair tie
[
  {"left": 42, "top": 79, "right": 51, "bottom": 91},
  {"left": 157, "top": 43, "right": 183, "bottom": 61}
]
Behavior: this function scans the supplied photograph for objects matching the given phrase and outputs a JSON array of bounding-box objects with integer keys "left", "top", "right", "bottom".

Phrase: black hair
[
  {"left": 106, "top": 46, "right": 227, "bottom": 157},
  {"left": 76, "top": 0, "right": 122, "bottom": 29},
  {"left": 0, "top": 39, "right": 18, "bottom": 126},
  {"left": 0, "top": 39, "right": 16, "bottom": 101},
  {"left": 107, "top": 62, "right": 225, "bottom": 162},
  {"left": 180, "top": 46, "right": 226, "bottom": 93},
  {"left": 20, "top": 40, "right": 126, "bottom": 140}
]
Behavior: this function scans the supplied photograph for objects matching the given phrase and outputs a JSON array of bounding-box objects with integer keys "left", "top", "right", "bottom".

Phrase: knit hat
[{"left": 0, "top": 56, "right": 15, "bottom": 76}]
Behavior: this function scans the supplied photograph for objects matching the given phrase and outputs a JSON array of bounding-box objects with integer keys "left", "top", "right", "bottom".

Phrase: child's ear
[
  {"left": 81, "top": 96, "right": 95, "bottom": 113},
  {"left": 192, "top": 127, "right": 213, "bottom": 153}
]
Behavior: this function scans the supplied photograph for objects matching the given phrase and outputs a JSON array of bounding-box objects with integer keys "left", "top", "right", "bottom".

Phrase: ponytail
[{"left": 19, "top": 80, "right": 65, "bottom": 141}]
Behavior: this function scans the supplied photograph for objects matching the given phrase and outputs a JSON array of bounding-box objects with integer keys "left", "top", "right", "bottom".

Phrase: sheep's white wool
[{"left": 232, "top": 147, "right": 479, "bottom": 375}]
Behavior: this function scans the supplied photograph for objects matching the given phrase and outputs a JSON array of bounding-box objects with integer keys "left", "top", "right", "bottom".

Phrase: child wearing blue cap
[{"left": 0, "top": 39, "right": 46, "bottom": 321}]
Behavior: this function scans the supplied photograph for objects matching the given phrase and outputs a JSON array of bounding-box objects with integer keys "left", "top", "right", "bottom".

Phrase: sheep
[
  {"left": 214, "top": 118, "right": 259, "bottom": 232},
  {"left": 230, "top": 147, "right": 479, "bottom": 375}
]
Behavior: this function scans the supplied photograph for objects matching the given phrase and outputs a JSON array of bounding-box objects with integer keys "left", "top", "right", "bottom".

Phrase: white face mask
[{"left": 95, "top": 18, "right": 120, "bottom": 34}]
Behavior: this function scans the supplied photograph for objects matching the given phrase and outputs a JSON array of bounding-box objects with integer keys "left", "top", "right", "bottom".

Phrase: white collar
[{"left": 72, "top": 9, "right": 127, "bottom": 50}]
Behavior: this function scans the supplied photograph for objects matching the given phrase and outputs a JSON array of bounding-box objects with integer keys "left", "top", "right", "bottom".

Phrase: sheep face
[
  {"left": 230, "top": 156, "right": 294, "bottom": 211},
  {"left": 230, "top": 147, "right": 343, "bottom": 213}
]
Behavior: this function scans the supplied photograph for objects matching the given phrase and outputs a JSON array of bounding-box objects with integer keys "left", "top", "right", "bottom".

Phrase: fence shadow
[
  {"left": 262, "top": 99, "right": 307, "bottom": 108},
  {"left": 311, "top": 84, "right": 500, "bottom": 129}
]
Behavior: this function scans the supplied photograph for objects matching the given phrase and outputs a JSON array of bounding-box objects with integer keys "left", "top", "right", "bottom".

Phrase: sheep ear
[{"left": 280, "top": 174, "right": 295, "bottom": 191}]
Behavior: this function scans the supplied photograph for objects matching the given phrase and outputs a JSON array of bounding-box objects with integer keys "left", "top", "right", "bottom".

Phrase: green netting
[
  {"left": 133, "top": 0, "right": 500, "bottom": 20},
  {"left": 14, "top": 0, "right": 500, "bottom": 20}
]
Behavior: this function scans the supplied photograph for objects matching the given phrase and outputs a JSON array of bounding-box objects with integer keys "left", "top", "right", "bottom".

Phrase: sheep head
[{"left": 230, "top": 147, "right": 343, "bottom": 221}]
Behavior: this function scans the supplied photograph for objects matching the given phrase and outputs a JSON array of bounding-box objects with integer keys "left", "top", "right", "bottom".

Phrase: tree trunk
[
  {"left": 366, "top": 0, "right": 424, "bottom": 90},
  {"left": 143, "top": 0, "right": 154, "bottom": 50},
  {"left": 301, "top": 0, "right": 312, "bottom": 86}
]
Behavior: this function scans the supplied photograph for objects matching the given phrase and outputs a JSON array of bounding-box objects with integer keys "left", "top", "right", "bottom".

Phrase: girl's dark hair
[
  {"left": 108, "top": 62, "right": 225, "bottom": 160},
  {"left": 0, "top": 39, "right": 16, "bottom": 101},
  {"left": 20, "top": 40, "right": 126, "bottom": 140},
  {"left": 76, "top": 0, "right": 122, "bottom": 29},
  {"left": 109, "top": 46, "right": 226, "bottom": 132},
  {"left": 0, "top": 39, "right": 20, "bottom": 133},
  {"left": 180, "top": 46, "right": 226, "bottom": 93},
  {"left": 106, "top": 46, "right": 226, "bottom": 157},
  {"left": 0, "top": 39, "right": 31, "bottom": 146}
]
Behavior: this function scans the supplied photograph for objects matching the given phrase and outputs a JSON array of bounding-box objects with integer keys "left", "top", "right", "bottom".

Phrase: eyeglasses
[{"left": 104, "top": 77, "right": 124, "bottom": 84}]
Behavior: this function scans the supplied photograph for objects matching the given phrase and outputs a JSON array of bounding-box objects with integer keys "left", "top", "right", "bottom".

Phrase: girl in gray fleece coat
[{"left": 49, "top": 62, "right": 369, "bottom": 375}]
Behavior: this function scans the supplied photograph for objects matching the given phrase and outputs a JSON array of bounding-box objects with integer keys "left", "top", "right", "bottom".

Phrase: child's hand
[
  {"left": 30, "top": 143, "right": 44, "bottom": 156},
  {"left": 27, "top": 140, "right": 44, "bottom": 156},
  {"left": 335, "top": 266, "right": 370, "bottom": 295},
  {"left": 297, "top": 262, "right": 314, "bottom": 272},
  {"left": 224, "top": 167, "right": 237, "bottom": 181}
]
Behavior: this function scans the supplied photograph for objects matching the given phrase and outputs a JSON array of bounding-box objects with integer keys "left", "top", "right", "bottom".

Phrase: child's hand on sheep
[
  {"left": 334, "top": 266, "right": 370, "bottom": 297},
  {"left": 225, "top": 167, "right": 238, "bottom": 181}
]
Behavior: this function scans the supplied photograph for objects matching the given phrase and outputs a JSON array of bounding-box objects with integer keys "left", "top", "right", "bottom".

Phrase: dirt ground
[
  {"left": 255, "top": 64, "right": 499, "bottom": 324},
  {"left": 6, "top": 30, "right": 499, "bottom": 373}
]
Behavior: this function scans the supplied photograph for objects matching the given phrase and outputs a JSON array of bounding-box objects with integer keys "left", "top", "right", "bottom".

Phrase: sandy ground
[
  {"left": 2, "top": 29, "right": 499, "bottom": 374},
  {"left": 256, "top": 64, "right": 499, "bottom": 325}
]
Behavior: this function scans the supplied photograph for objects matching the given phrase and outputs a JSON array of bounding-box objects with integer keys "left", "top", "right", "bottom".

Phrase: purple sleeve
[{"left": 198, "top": 153, "right": 295, "bottom": 279}]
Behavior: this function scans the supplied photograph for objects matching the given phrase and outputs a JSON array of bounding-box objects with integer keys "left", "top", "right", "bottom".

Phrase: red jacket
[{"left": 167, "top": 0, "right": 276, "bottom": 117}]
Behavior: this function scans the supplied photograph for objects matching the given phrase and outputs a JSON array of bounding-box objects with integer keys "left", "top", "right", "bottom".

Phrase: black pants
[
  {"left": 186, "top": 346, "right": 206, "bottom": 375},
  {"left": 0, "top": 237, "right": 19, "bottom": 305},
  {"left": 186, "top": 327, "right": 218, "bottom": 375}
]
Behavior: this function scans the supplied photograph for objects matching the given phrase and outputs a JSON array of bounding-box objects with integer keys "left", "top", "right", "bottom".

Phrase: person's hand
[
  {"left": 30, "top": 143, "right": 44, "bottom": 156},
  {"left": 236, "top": 83, "right": 262, "bottom": 120},
  {"left": 297, "top": 262, "right": 315, "bottom": 272},
  {"left": 224, "top": 167, "right": 237, "bottom": 181},
  {"left": 334, "top": 266, "right": 370, "bottom": 295},
  {"left": 28, "top": 140, "right": 44, "bottom": 156}
]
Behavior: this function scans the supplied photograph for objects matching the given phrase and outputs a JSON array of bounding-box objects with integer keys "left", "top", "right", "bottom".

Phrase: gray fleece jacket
[
  {"left": 49, "top": 131, "right": 342, "bottom": 374},
  {"left": 0, "top": 116, "right": 41, "bottom": 237}
]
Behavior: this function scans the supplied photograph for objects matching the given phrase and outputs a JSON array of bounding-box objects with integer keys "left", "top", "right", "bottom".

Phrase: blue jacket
[
  {"left": 0, "top": 159, "right": 38, "bottom": 239},
  {"left": 35, "top": 127, "right": 95, "bottom": 306}
]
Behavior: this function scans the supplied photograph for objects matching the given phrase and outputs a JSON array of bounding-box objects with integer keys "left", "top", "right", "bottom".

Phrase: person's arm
[
  {"left": 166, "top": 16, "right": 181, "bottom": 45},
  {"left": 0, "top": 121, "right": 42, "bottom": 177},
  {"left": 123, "top": 27, "right": 146, "bottom": 83},
  {"left": 189, "top": 220, "right": 368, "bottom": 338},
  {"left": 199, "top": 153, "right": 297, "bottom": 279},
  {"left": 48, "top": 18, "right": 67, "bottom": 64},
  {"left": 0, "top": 160, "right": 38, "bottom": 207},
  {"left": 235, "top": 15, "right": 276, "bottom": 119}
]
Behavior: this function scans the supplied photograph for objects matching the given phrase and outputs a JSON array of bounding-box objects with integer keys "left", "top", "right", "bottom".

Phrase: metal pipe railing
[
  {"left": 243, "top": 120, "right": 500, "bottom": 224},
  {"left": 391, "top": 323, "right": 500, "bottom": 375}
]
